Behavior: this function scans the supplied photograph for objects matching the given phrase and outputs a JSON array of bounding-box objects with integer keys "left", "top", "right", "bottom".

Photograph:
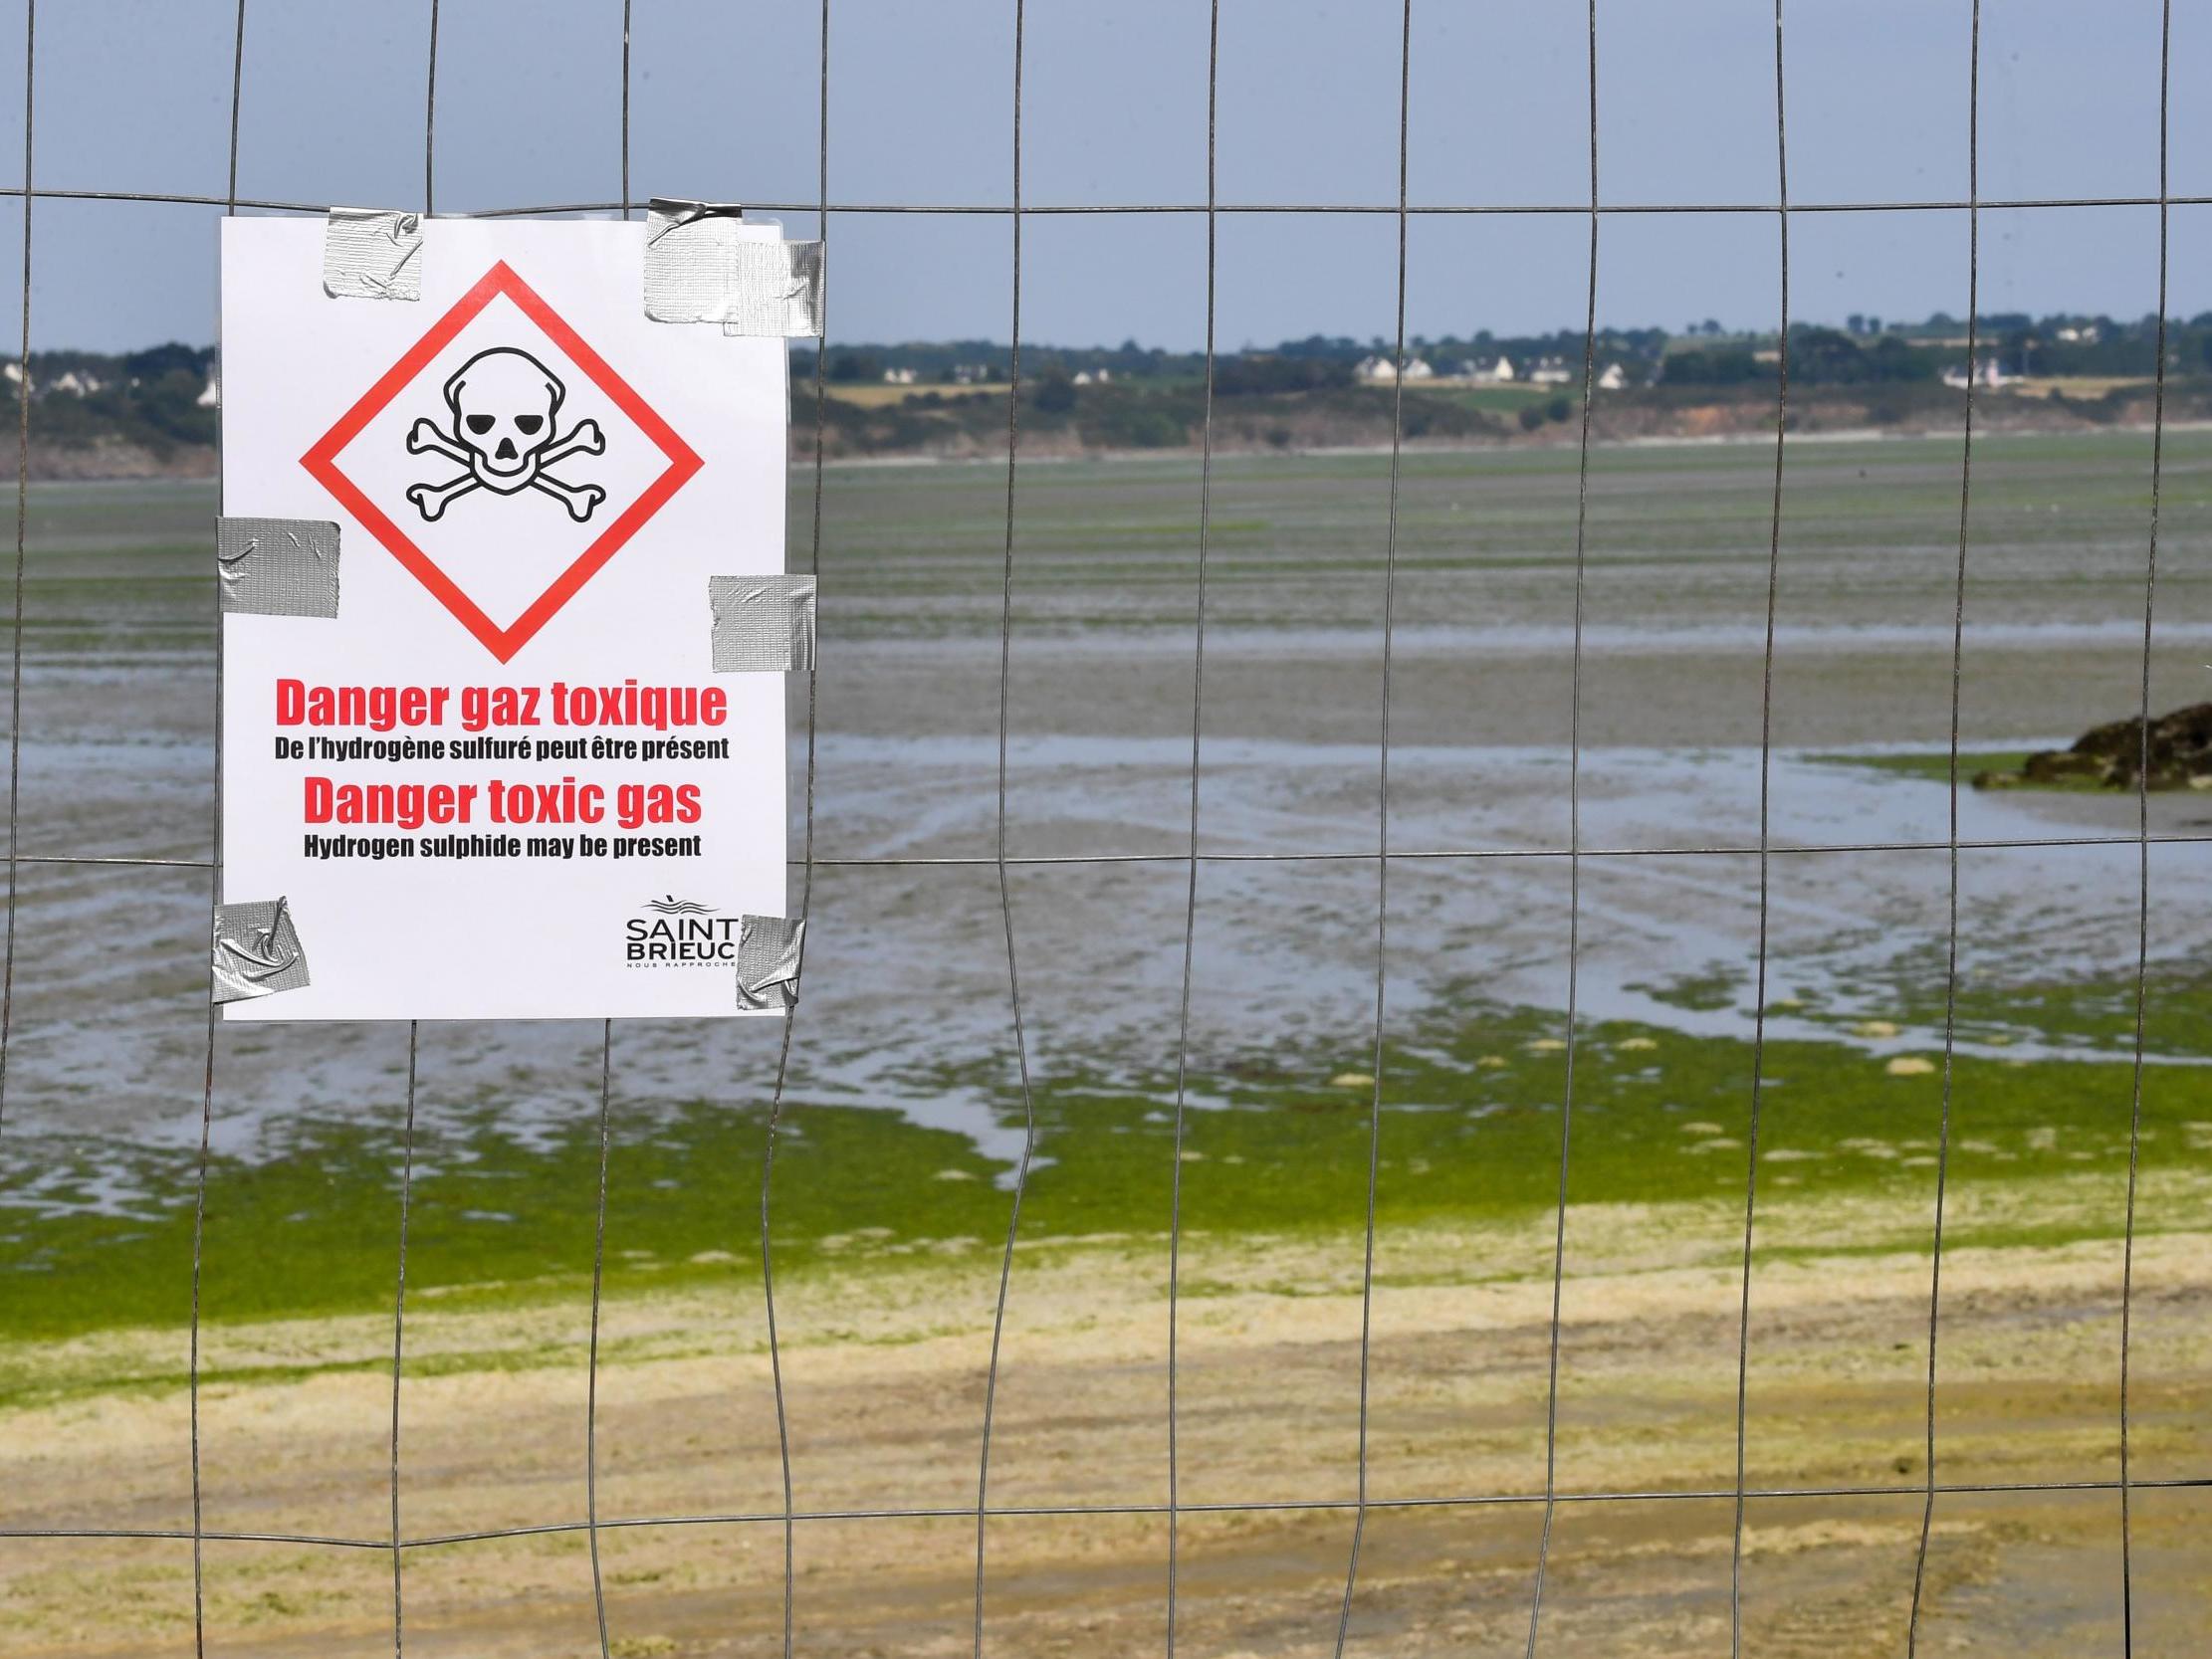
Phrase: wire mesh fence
[{"left": 0, "top": 1, "right": 2207, "bottom": 1656}]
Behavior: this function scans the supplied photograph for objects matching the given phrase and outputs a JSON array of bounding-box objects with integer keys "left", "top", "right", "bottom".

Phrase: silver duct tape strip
[
  {"left": 644, "top": 198, "right": 824, "bottom": 336},
  {"left": 324, "top": 207, "right": 424, "bottom": 301},
  {"left": 709, "top": 574, "right": 816, "bottom": 672},
  {"left": 217, "top": 518, "right": 340, "bottom": 618},
  {"left": 645, "top": 195, "right": 744, "bottom": 233},
  {"left": 719, "top": 241, "right": 824, "bottom": 338},
  {"left": 736, "top": 915, "right": 804, "bottom": 1012},
  {"left": 642, "top": 198, "right": 742, "bottom": 321},
  {"left": 212, "top": 897, "right": 312, "bottom": 1005}
]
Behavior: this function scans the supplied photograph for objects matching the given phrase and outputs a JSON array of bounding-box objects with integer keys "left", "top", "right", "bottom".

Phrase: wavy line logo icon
[{"left": 643, "top": 896, "right": 716, "bottom": 917}]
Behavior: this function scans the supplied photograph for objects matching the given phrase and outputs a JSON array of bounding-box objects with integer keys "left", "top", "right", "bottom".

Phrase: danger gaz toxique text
[{"left": 273, "top": 679, "right": 734, "bottom": 861}]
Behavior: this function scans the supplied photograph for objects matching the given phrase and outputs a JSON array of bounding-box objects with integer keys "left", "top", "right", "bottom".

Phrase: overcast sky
[{"left": 3, "top": 0, "right": 2209, "bottom": 352}]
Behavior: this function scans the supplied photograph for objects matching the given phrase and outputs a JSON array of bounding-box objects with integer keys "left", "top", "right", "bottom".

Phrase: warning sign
[{"left": 220, "top": 218, "right": 789, "bottom": 1021}]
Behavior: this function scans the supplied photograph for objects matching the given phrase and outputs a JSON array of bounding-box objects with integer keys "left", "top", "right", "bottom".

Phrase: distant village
[
  {"left": 0, "top": 346, "right": 2028, "bottom": 402},
  {"left": 0, "top": 311, "right": 2151, "bottom": 412},
  {"left": 1351, "top": 351, "right": 1632, "bottom": 390},
  {"left": 0, "top": 312, "right": 2185, "bottom": 475},
  {"left": 1353, "top": 349, "right": 2028, "bottom": 393},
  {"left": 1, "top": 358, "right": 221, "bottom": 405},
  {"left": 787, "top": 309, "right": 2174, "bottom": 401}
]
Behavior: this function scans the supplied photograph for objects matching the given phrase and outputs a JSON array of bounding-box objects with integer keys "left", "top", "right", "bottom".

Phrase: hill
[{"left": 7, "top": 311, "right": 2209, "bottom": 476}]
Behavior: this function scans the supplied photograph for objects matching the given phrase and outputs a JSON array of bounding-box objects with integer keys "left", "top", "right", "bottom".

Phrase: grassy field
[
  {"left": 1811, "top": 749, "right": 2035, "bottom": 783},
  {"left": 819, "top": 380, "right": 1004, "bottom": 408},
  {"left": 1807, "top": 748, "right": 2131, "bottom": 791},
  {"left": 2010, "top": 375, "right": 2158, "bottom": 400}
]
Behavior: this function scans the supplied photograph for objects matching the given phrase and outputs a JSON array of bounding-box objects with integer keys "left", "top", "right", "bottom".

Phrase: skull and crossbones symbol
[{"left": 405, "top": 347, "right": 606, "bottom": 523}]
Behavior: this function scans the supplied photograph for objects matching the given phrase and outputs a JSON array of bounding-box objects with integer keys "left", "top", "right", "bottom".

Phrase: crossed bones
[{"left": 404, "top": 346, "right": 608, "bottom": 523}]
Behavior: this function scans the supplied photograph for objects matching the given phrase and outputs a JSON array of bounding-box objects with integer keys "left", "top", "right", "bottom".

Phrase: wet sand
[{"left": 4, "top": 1175, "right": 2210, "bottom": 1656}]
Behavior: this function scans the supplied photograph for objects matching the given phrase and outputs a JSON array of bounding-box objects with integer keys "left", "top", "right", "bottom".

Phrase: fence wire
[
  {"left": 2117, "top": 5, "right": 2180, "bottom": 1654},
  {"left": 1521, "top": 2, "right": 1602, "bottom": 1650},
  {"left": 0, "top": 4, "right": 2201, "bottom": 1659},
  {"left": 1903, "top": 0, "right": 1984, "bottom": 1649},
  {"left": 1727, "top": 4, "right": 1794, "bottom": 1655}
]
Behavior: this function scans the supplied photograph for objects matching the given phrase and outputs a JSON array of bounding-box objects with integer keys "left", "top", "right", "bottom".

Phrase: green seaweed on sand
[
  {"left": 5, "top": 985, "right": 2208, "bottom": 1361},
  {"left": 1807, "top": 749, "right": 2044, "bottom": 785}
]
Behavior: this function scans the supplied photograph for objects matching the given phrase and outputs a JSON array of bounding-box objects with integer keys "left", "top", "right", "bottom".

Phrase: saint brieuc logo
[{"left": 302, "top": 261, "right": 703, "bottom": 664}]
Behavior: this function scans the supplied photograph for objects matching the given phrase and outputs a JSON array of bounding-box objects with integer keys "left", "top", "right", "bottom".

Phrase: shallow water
[{"left": 2, "top": 434, "right": 2211, "bottom": 1206}]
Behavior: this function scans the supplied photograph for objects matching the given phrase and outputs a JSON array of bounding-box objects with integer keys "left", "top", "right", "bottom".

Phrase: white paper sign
[{"left": 220, "top": 218, "right": 787, "bottom": 1021}]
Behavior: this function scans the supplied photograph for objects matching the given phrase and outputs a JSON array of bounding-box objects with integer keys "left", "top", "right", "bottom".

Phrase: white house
[
  {"left": 1526, "top": 356, "right": 1575, "bottom": 386},
  {"left": 882, "top": 366, "right": 917, "bottom": 385},
  {"left": 49, "top": 370, "right": 100, "bottom": 397},
  {"left": 1941, "top": 359, "right": 2012, "bottom": 390},
  {"left": 1071, "top": 368, "right": 1112, "bottom": 386},
  {"left": 1597, "top": 361, "right": 1629, "bottom": 391},
  {"left": 1357, "top": 354, "right": 1435, "bottom": 384},
  {"left": 196, "top": 372, "right": 221, "bottom": 409},
  {"left": 1463, "top": 354, "right": 1515, "bottom": 384}
]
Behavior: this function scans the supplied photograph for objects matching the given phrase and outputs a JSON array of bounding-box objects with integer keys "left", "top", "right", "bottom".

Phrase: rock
[
  {"left": 1978, "top": 702, "right": 2212, "bottom": 791},
  {"left": 2022, "top": 748, "right": 2108, "bottom": 783}
]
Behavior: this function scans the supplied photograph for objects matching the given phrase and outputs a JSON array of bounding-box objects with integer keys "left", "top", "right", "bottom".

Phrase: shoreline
[
  {"left": 799, "top": 414, "right": 2212, "bottom": 470},
  {"left": 14, "top": 415, "right": 2212, "bottom": 486}
]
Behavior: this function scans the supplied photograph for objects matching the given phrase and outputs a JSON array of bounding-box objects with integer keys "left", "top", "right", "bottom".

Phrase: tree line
[{"left": 789, "top": 311, "right": 2211, "bottom": 391}]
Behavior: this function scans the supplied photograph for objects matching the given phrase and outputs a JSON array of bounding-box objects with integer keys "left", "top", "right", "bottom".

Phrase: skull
[
  {"left": 444, "top": 347, "right": 562, "bottom": 493},
  {"left": 404, "top": 346, "right": 607, "bottom": 525}
]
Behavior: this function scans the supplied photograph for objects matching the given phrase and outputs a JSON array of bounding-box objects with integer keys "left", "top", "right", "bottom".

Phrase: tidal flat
[{"left": 3, "top": 432, "right": 2211, "bottom": 1654}]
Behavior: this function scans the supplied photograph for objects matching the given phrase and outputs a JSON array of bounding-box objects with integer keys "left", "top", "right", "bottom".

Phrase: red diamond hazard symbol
[{"left": 301, "top": 261, "right": 703, "bottom": 663}]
